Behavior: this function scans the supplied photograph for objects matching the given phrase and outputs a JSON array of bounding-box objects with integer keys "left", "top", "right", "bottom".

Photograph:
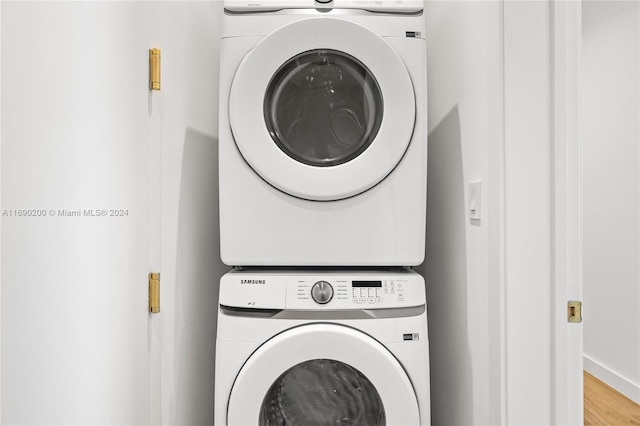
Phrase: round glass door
[
  {"left": 259, "top": 359, "right": 385, "bottom": 426},
  {"left": 229, "top": 17, "right": 416, "bottom": 201},
  {"left": 264, "top": 49, "right": 383, "bottom": 167},
  {"left": 226, "top": 324, "right": 420, "bottom": 425}
]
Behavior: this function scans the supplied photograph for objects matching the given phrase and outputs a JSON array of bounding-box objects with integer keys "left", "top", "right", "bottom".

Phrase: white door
[
  {"left": 229, "top": 18, "right": 416, "bottom": 201},
  {"left": 1, "top": 2, "right": 153, "bottom": 424},
  {"left": 227, "top": 323, "right": 420, "bottom": 425}
]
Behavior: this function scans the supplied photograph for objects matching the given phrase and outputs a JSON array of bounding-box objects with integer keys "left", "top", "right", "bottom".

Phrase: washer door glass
[
  {"left": 264, "top": 50, "right": 383, "bottom": 167},
  {"left": 259, "top": 359, "right": 385, "bottom": 426}
]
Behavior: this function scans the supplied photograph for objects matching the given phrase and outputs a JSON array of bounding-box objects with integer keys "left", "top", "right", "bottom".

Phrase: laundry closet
[
  {"left": 1, "top": 1, "right": 584, "bottom": 425},
  {"left": 215, "top": 1, "right": 430, "bottom": 424}
]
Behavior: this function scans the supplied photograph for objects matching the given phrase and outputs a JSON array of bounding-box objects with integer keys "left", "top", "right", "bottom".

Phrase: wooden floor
[{"left": 584, "top": 371, "right": 640, "bottom": 425}]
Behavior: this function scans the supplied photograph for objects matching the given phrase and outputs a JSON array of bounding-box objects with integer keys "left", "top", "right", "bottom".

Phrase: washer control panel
[
  {"left": 219, "top": 270, "right": 425, "bottom": 310},
  {"left": 291, "top": 277, "right": 415, "bottom": 309}
]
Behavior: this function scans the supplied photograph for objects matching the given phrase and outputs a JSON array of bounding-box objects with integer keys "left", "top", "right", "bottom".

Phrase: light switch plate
[{"left": 469, "top": 181, "right": 482, "bottom": 220}]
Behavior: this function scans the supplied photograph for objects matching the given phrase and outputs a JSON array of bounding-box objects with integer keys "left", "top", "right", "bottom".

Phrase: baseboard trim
[{"left": 584, "top": 355, "right": 640, "bottom": 405}]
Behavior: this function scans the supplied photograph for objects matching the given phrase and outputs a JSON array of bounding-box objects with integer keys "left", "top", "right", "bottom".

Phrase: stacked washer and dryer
[{"left": 215, "top": 1, "right": 430, "bottom": 424}]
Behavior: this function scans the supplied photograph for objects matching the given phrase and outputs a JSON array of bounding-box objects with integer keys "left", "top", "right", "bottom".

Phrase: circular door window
[
  {"left": 264, "top": 50, "right": 383, "bottom": 167},
  {"left": 260, "top": 359, "right": 385, "bottom": 426},
  {"left": 229, "top": 18, "right": 416, "bottom": 201}
]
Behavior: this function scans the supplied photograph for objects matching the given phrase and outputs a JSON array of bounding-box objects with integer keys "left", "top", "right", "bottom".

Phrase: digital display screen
[{"left": 352, "top": 280, "right": 382, "bottom": 288}]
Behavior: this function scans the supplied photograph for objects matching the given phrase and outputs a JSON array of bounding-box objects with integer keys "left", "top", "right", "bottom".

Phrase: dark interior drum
[
  {"left": 259, "top": 359, "right": 386, "bottom": 425},
  {"left": 264, "top": 50, "right": 383, "bottom": 167}
]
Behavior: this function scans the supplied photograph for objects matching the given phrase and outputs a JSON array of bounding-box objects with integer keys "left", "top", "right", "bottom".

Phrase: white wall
[
  {"left": 582, "top": 0, "right": 640, "bottom": 404},
  {"left": 1, "top": 2, "right": 227, "bottom": 424},
  {"left": 416, "top": 2, "right": 504, "bottom": 424},
  {"left": 157, "top": 2, "right": 228, "bottom": 425}
]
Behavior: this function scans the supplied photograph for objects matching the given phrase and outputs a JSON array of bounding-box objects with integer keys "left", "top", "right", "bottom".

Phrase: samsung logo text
[{"left": 240, "top": 279, "right": 266, "bottom": 285}]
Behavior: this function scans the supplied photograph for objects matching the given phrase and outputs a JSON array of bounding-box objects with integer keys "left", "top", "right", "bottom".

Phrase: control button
[
  {"left": 353, "top": 298, "right": 364, "bottom": 304},
  {"left": 311, "top": 281, "right": 334, "bottom": 305},
  {"left": 376, "top": 297, "right": 383, "bottom": 303},
  {"left": 367, "top": 298, "right": 375, "bottom": 304}
]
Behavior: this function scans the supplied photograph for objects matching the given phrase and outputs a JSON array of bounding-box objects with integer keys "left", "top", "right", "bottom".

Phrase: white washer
[
  {"left": 214, "top": 269, "right": 430, "bottom": 425},
  {"left": 219, "top": 1, "right": 428, "bottom": 266}
]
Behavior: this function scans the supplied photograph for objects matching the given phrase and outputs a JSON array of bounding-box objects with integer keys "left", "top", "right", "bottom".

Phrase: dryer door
[
  {"left": 226, "top": 323, "right": 420, "bottom": 425},
  {"left": 229, "top": 18, "right": 416, "bottom": 201}
]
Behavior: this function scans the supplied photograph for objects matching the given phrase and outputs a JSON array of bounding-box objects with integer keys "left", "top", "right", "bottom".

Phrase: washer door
[
  {"left": 226, "top": 324, "right": 420, "bottom": 425},
  {"left": 229, "top": 18, "right": 416, "bottom": 201}
]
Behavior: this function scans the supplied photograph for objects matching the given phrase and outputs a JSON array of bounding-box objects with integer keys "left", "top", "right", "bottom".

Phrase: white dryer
[
  {"left": 219, "top": 1, "right": 427, "bottom": 266},
  {"left": 214, "top": 269, "right": 430, "bottom": 425}
]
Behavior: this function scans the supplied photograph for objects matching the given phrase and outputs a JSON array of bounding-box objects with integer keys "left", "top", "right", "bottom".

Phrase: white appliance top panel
[
  {"left": 219, "top": 269, "right": 425, "bottom": 310},
  {"left": 224, "top": 0, "right": 423, "bottom": 13}
]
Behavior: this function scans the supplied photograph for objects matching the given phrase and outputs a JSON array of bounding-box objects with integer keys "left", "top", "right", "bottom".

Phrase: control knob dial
[{"left": 311, "top": 281, "right": 334, "bottom": 304}]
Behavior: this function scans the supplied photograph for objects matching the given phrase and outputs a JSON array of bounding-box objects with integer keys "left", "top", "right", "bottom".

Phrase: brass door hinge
[
  {"left": 568, "top": 300, "right": 582, "bottom": 323},
  {"left": 149, "top": 48, "right": 161, "bottom": 91},
  {"left": 149, "top": 272, "right": 160, "bottom": 313}
]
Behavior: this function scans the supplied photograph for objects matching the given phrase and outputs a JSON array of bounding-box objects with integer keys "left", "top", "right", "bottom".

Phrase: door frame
[
  {"left": 550, "top": 1, "right": 583, "bottom": 423},
  {"left": 503, "top": 0, "right": 583, "bottom": 424}
]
